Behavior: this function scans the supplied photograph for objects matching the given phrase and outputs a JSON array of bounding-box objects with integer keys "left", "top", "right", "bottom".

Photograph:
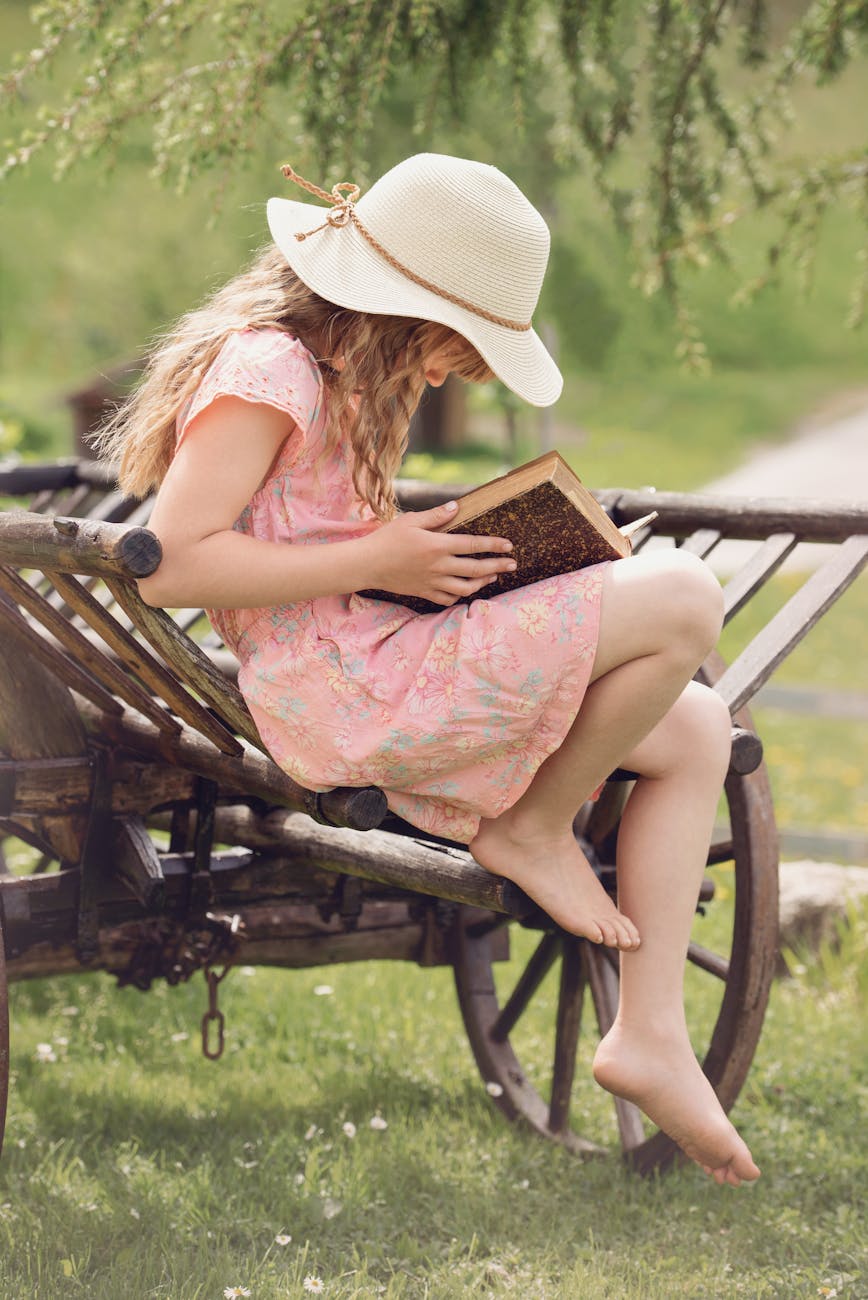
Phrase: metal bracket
[{"left": 187, "top": 777, "right": 218, "bottom": 914}]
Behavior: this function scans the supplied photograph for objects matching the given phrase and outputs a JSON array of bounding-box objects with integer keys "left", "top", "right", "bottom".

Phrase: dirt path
[{"left": 702, "top": 390, "right": 868, "bottom": 571}]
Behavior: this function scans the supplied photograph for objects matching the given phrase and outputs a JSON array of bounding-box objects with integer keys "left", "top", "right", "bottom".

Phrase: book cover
[{"left": 359, "top": 451, "right": 648, "bottom": 616}]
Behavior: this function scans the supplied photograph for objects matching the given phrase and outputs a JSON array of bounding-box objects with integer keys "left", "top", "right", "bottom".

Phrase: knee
[
  {"left": 670, "top": 682, "right": 733, "bottom": 778},
  {"left": 652, "top": 550, "right": 725, "bottom": 665}
]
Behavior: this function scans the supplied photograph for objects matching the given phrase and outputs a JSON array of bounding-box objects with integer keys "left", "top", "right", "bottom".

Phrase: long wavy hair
[{"left": 95, "top": 244, "right": 493, "bottom": 521}]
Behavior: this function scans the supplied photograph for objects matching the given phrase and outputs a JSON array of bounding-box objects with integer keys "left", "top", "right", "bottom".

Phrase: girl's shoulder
[
  {"left": 216, "top": 326, "right": 321, "bottom": 389},
  {"left": 177, "top": 327, "right": 324, "bottom": 448}
]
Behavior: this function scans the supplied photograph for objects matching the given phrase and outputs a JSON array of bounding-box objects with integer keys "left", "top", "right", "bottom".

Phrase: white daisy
[
  {"left": 369, "top": 1115, "right": 388, "bottom": 1131},
  {"left": 223, "top": 1289, "right": 252, "bottom": 1299},
  {"left": 274, "top": 1233, "right": 292, "bottom": 1245},
  {"left": 341, "top": 1122, "right": 357, "bottom": 1139},
  {"left": 485, "top": 1081, "right": 504, "bottom": 1097},
  {"left": 303, "top": 1277, "right": 325, "bottom": 1294}
]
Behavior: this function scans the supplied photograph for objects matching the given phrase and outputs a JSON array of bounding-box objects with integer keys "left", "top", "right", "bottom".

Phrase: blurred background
[{"left": 1, "top": 0, "right": 866, "bottom": 858}]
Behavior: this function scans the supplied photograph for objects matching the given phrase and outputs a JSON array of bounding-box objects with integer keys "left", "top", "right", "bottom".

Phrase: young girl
[{"left": 100, "top": 153, "right": 759, "bottom": 1186}]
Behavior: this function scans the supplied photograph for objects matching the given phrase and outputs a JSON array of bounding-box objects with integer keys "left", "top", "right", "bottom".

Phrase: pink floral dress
[{"left": 176, "top": 327, "right": 607, "bottom": 843}]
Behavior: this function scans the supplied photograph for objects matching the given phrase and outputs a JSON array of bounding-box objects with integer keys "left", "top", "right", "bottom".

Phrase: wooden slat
[
  {"left": 59, "top": 483, "right": 94, "bottom": 517},
  {"left": 0, "top": 596, "right": 123, "bottom": 717},
  {"left": 49, "top": 571, "right": 239, "bottom": 755},
  {"left": 722, "top": 532, "right": 798, "bottom": 623},
  {"left": 0, "top": 565, "right": 180, "bottom": 737},
  {"left": 680, "top": 528, "right": 723, "bottom": 558},
  {"left": 714, "top": 534, "right": 868, "bottom": 714},
  {"left": 104, "top": 576, "right": 264, "bottom": 751}
]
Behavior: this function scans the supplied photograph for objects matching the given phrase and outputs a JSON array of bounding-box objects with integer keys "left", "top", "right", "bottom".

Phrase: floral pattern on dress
[{"left": 176, "top": 327, "right": 608, "bottom": 844}]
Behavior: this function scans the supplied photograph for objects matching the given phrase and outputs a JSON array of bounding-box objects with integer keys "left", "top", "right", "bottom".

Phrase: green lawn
[{"left": 2, "top": 899, "right": 865, "bottom": 1299}]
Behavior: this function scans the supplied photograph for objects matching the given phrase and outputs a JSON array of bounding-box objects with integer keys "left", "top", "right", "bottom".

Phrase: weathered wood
[
  {"left": 214, "top": 808, "right": 534, "bottom": 917},
  {"left": 0, "top": 459, "right": 84, "bottom": 495},
  {"left": 113, "top": 816, "right": 166, "bottom": 911},
  {"left": 49, "top": 571, "right": 239, "bottom": 747},
  {"left": 104, "top": 576, "right": 262, "bottom": 751},
  {"left": 585, "top": 945, "right": 646, "bottom": 1150},
  {"left": 714, "top": 534, "right": 868, "bottom": 714},
  {"left": 75, "top": 697, "right": 388, "bottom": 831},
  {"left": 680, "top": 528, "right": 723, "bottom": 558},
  {"left": 0, "top": 756, "right": 197, "bottom": 819},
  {"left": 3, "top": 900, "right": 437, "bottom": 981},
  {"left": 549, "top": 938, "right": 585, "bottom": 1134},
  {"left": 396, "top": 481, "right": 868, "bottom": 543},
  {"left": 0, "top": 602, "right": 89, "bottom": 863},
  {"left": 0, "top": 595, "right": 124, "bottom": 719},
  {"left": 608, "top": 491, "right": 868, "bottom": 543},
  {"left": 0, "top": 512, "right": 161, "bottom": 580},
  {"left": 729, "top": 726, "right": 764, "bottom": 776},
  {"left": 0, "top": 565, "right": 181, "bottom": 737},
  {"left": 722, "top": 532, "right": 798, "bottom": 624}
]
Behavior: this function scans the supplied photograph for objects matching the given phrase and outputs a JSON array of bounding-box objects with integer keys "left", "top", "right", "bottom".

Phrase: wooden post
[{"left": 0, "top": 596, "right": 89, "bottom": 863}]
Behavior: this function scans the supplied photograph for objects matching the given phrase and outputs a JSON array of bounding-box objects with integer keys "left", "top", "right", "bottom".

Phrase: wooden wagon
[{"left": 1, "top": 457, "right": 866, "bottom": 1174}]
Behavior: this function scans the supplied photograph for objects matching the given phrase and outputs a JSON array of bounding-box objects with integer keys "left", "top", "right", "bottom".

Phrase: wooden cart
[{"left": 1, "top": 458, "right": 866, "bottom": 1174}]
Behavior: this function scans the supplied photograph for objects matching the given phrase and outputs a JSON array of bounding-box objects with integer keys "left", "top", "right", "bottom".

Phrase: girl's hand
[{"left": 362, "top": 500, "right": 517, "bottom": 606}]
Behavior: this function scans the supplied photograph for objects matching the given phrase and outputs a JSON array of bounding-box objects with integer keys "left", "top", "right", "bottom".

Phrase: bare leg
[
  {"left": 469, "top": 550, "right": 724, "bottom": 948},
  {"left": 591, "top": 685, "right": 761, "bottom": 1184}
]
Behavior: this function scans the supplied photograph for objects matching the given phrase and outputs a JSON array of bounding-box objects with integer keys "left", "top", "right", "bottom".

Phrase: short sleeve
[{"left": 175, "top": 327, "right": 323, "bottom": 461}]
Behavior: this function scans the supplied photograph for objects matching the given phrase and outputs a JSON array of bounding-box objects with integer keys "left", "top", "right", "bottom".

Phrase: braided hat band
[
  {"left": 266, "top": 153, "right": 562, "bottom": 406},
  {"left": 280, "top": 164, "right": 532, "bottom": 334}
]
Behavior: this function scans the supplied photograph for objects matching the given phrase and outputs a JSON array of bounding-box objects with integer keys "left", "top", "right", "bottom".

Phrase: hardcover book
[{"left": 359, "top": 450, "right": 656, "bottom": 615}]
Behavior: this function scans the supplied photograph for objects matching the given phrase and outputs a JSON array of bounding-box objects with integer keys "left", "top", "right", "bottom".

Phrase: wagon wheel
[{"left": 452, "top": 649, "right": 779, "bottom": 1173}]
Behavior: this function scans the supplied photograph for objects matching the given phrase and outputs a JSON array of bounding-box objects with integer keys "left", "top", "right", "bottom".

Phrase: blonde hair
[{"left": 95, "top": 244, "right": 493, "bottom": 520}]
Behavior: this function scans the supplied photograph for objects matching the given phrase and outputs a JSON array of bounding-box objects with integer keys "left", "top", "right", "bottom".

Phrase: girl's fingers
[
  {"left": 444, "top": 555, "right": 517, "bottom": 579},
  {"left": 444, "top": 532, "right": 513, "bottom": 555}
]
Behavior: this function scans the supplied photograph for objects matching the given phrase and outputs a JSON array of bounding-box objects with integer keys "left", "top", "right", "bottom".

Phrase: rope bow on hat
[{"left": 280, "top": 163, "right": 531, "bottom": 332}]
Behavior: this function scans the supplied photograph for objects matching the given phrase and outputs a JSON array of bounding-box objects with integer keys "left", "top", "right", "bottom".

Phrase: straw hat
[{"left": 266, "top": 153, "right": 562, "bottom": 407}]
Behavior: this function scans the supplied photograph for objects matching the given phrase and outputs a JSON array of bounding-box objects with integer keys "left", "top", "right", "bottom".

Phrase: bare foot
[
  {"left": 592, "top": 1020, "right": 761, "bottom": 1185},
  {"left": 468, "top": 815, "right": 640, "bottom": 949}
]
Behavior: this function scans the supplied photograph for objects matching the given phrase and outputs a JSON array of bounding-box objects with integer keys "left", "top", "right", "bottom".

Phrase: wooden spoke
[
  {"left": 707, "top": 839, "right": 734, "bottom": 866},
  {"left": 687, "top": 942, "right": 729, "bottom": 981},
  {"left": 491, "top": 931, "right": 560, "bottom": 1043},
  {"left": 548, "top": 938, "right": 585, "bottom": 1134},
  {"left": 585, "top": 946, "right": 646, "bottom": 1151}
]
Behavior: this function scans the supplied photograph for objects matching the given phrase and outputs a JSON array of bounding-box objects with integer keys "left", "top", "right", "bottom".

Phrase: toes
[
  {"left": 597, "top": 920, "right": 619, "bottom": 947},
  {"left": 612, "top": 919, "right": 635, "bottom": 951},
  {"left": 622, "top": 917, "right": 641, "bottom": 949}
]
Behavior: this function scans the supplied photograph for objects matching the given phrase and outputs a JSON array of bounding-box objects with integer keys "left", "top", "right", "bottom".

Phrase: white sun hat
[{"left": 266, "top": 153, "right": 562, "bottom": 407}]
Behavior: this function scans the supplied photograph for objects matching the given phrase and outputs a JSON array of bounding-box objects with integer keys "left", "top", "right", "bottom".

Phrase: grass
[{"left": 2, "top": 893, "right": 866, "bottom": 1299}]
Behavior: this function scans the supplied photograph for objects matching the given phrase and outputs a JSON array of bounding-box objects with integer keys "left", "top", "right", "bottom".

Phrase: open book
[{"left": 359, "top": 450, "right": 657, "bottom": 615}]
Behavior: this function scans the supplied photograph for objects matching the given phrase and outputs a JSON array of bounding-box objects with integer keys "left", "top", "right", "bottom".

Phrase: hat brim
[{"left": 266, "top": 196, "right": 562, "bottom": 408}]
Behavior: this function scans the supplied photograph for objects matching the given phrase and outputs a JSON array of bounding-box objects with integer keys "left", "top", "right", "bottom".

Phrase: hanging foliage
[{"left": 3, "top": 0, "right": 867, "bottom": 354}]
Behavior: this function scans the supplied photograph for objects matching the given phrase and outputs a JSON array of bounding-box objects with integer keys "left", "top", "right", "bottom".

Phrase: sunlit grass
[{"left": 2, "top": 894, "right": 865, "bottom": 1298}]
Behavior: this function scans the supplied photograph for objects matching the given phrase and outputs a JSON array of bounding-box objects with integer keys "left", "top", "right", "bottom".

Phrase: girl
[{"left": 99, "top": 153, "right": 759, "bottom": 1185}]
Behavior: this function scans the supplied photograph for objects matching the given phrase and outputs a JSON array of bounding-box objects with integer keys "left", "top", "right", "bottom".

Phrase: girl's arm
[{"left": 139, "top": 396, "right": 516, "bottom": 610}]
